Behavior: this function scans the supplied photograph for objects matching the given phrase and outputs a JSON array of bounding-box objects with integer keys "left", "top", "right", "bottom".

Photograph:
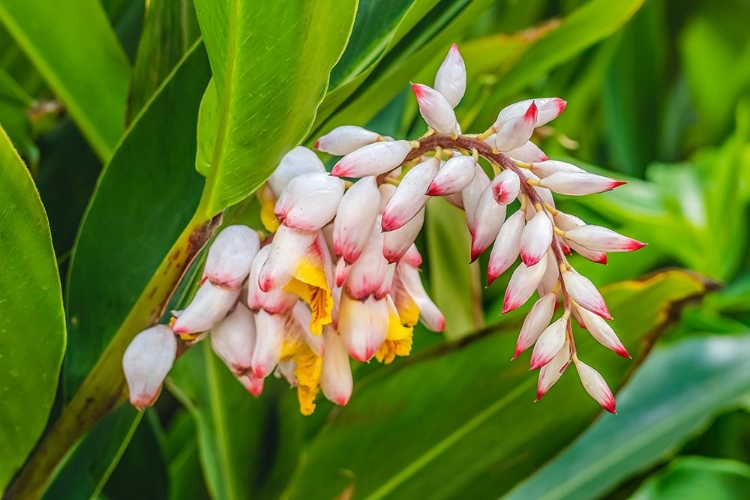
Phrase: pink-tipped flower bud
[
  {"left": 426, "top": 154, "right": 476, "bottom": 196},
  {"left": 536, "top": 340, "right": 571, "bottom": 400},
  {"left": 462, "top": 165, "right": 491, "bottom": 230},
  {"left": 172, "top": 281, "right": 240, "bottom": 334},
  {"left": 335, "top": 257, "right": 350, "bottom": 288},
  {"left": 333, "top": 176, "right": 380, "bottom": 263},
  {"left": 315, "top": 126, "right": 381, "bottom": 155},
  {"left": 203, "top": 225, "right": 260, "bottom": 290},
  {"left": 529, "top": 160, "right": 585, "bottom": 179},
  {"left": 505, "top": 141, "right": 548, "bottom": 163},
  {"left": 562, "top": 270, "right": 611, "bottom": 320},
  {"left": 210, "top": 303, "right": 257, "bottom": 376},
  {"left": 268, "top": 146, "right": 326, "bottom": 197},
  {"left": 239, "top": 374, "right": 265, "bottom": 397},
  {"left": 537, "top": 250, "right": 561, "bottom": 296},
  {"left": 345, "top": 218, "right": 390, "bottom": 299},
  {"left": 251, "top": 310, "right": 286, "bottom": 378},
  {"left": 520, "top": 211, "right": 553, "bottom": 267},
  {"left": 274, "top": 172, "right": 344, "bottom": 231},
  {"left": 563, "top": 225, "right": 645, "bottom": 253},
  {"left": 487, "top": 210, "right": 525, "bottom": 286},
  {"left": 513, "top": 293, "right": 557, "bottom": 359},
  {"left": 247, "top": 246, "right": 299, "bottom": 313},
  {"left": 470, "top": 186, "right": 507, "bottom": 262},
  {"left": 502, "top": 256, "right": 548, "bottom": 314},
  {"left": 574, "top": 359, "right": 616, "bottom": 413},
  {"left": 538, "top": 172, "right": 626, "bottom": 196},
  {"left": 320, "top": 328, "right": 353, "bottom": 405},
  {"left": 338, "top": 294, "right": 389, "bottom": 362},
  {"left": 258, "top": 225, "right": 317, "bottom": 292},
  {"left": 576, "top": 306, "right": 630, "bottom": 358},
  {"left": 493, "top": 97, "right": 566, "bottom": 130},
  {"left": 400, "top": 243, "right": 423, "bottom": 268},
  {"left": 529, "top": 317, "right": 567, "bottom": 369},
  {"left": 123, "top": 325, "right": 177, "bottom": 409},
  {"left": 411, "top": 83, "right": 459, "bottom": 135},
  {"left": 495, "top": 102, "right": 537, "bottom": 152},
  {"left": 434, "top": 44, "right": 466, "bottom": 108},
  {"left": 381, "top": 157, "right": 439, "bottom": 231},
  {"left": 491, "top": 170, "right": 521, "bottom": 205},
  {"left": 396, "top": 261, "right": 445, "bottom": 331},
  {"left": 330, "top": 140, "right": 412, "bottom": 178},
  {"left": 383, "top": 207, "right": 425, "bottom": 263}
]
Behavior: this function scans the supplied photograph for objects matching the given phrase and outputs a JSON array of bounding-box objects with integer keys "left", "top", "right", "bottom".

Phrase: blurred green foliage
[{"left": 1, "top": 0, "right": 750, "bottom": 498}]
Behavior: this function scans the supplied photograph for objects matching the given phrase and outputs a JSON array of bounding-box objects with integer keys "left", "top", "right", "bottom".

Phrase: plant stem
[{"left": 8, "top": 213, "right": 221, "bottom": 500}]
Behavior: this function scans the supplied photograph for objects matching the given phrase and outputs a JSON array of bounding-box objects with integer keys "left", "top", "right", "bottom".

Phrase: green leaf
[
  {"left": 193, "top": 0, "right": 357, "bottom": 215},
  {"left": 168, "top": 343, "right": 303, "bottom": 500},
  {"left": 505, "top": 334, "right": 750, "bottom": 500},
  {"left": 0, "top": 126, "right": 65, "bottom": 491},
  {"left": 283, "top": 270, "right": 708, "bottom": 499},
  {"left": 7, "top": 43, "right": 213, "bottom": 499},
  {"left": 127, "top": 0, "right": 200, "bottom": 122},
  {"left": 631, "top": 456, "right": 750, "bottom": 500},
  {"left": 165, "top": 411, "right": 211, "bottom": 500},
  {"left": 0, "top": 0, "right": 131, "bottom": 159},
  {"left": 425, "top": 197, "right": 483, "bottom": 340}
]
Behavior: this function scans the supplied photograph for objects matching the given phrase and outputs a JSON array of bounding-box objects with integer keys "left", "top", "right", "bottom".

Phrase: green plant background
[{"left": 1, "top": 0, "right": 750, "bottom": 498}]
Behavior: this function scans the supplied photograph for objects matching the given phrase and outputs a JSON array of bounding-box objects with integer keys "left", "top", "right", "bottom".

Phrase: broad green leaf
[
  {"left": 165, "top": 411, "right": 211, "bottom": 500},
  {"left": 631, "top": 456, "right": 750, "bottom": 500},
  {"left": 0, "top": 0, "right": 130, "bottom": 159},
  {"left": 283, "top": 270, "right": 708, "bottom": 499},
  {"left": 169, "top": 343, "right": 304, "bottom": 500},
  {"left": 7, "top": 44, "right": 212, "bottom": 500},
  {"left": 127, "top": 0, "right": 200, "bottom": 122},
  {"left": 506, "top": 334, "right": 750, "bottom": 500},
  {"left": 0, "top": 126, "right": 65, "bottom": 491},
  {"left": 426, "top": 197, "right": 483, "bottom": 340},
  {"left": 193, "top": 0, "right": 357, "bottom": 215}
]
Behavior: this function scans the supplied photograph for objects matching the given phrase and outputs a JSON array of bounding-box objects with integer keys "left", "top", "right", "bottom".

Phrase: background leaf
[
  {"left": 0, "top": 0, "right": 130, "bottom": 159},
  {"left": 0, "top": 126, "right": 65, "bottom": 490},
  {"left": 193, "top": 0, "right": 357, "bottom": 214}
]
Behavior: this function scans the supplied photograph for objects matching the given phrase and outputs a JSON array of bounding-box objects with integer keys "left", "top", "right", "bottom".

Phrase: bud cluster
[{"left": 123, "top": 43, "right": 644, "bottom": 415}]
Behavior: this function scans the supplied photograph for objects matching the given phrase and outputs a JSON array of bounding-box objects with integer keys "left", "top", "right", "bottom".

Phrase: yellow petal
[
  {"left": 282, "top": 337, "right": 322, "bottom": 415},
  {"left": 283, "top": 252, "right": 333, "bottom": 335},
  {"left": 375, "top": 309, "right": 413, "bottom": 364},
  {"left": 258, "top": 184, "right": 280, "bottom": 233}
]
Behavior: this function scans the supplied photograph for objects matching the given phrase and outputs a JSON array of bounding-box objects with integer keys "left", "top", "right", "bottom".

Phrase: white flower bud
[
  {"left": 330, "top": 140, "right": 412, "bottom": 178},
  {"left": 514, "top": 293, "right": 557, "bottom": 359},
  {"left": 338, "top": 294, "right": 389, "bottom": 362},
  {"left": 487, "top": 210, "right": 525, "bottom": 285},
  {"left": 383, "top": 207, "right": 425, "bottom": 263},
  {"left": 381, "top": 157, "right": 439, "bottom": 232},
  {"left": 274, "top": 172, "right": 344, "bottom": 231},
  {"left": 493, "top": 97, "right": 566, "bottom": 130},
  {"left": 462, "top": 164, "right": 491, "bottom": 230},
  {"left": 378, "top": 182, "right": 397, "bottom": 213},
  {"left": 400, "top": 243, "right": 423, "bottom": 268},
  {"left": 520, "top": 211, "right": 553, "bottom": 267},
  {"left": 251, "top": 309, "right": 286, "bottom": 378},
  {"left": 574, "top": 359, "right": 616, "bottom": 413},
  {"left": 538, "top": 172, "right": 626, "bottom": 195},
  {"left": 502, "top": 256, "right": 548, "bottom": 314},
  {"left": 434, "top": 44, "right": 466, "bottom": 108},
  {"left": 536, "top": 249, "right": 560, "bottom": 296},
  {"left": 203, "top": 225, "right": 259, "bottom": 290},
  {"left": 530, "top": 160, "right": 585, "bottom": 178},
  {"left": 210, "top": 303, "right": 257, "bottom": 376},
  {"left": 505, "top": 141, "right": 548, "bottom": 163},
  {"left": 396, "top": 261, "right": 445, "bottom": 331},
  {"left": 491, "top": 170, "right": 521, "bottom": 205},
  {"left": 345, "top": 218, "right": 390, "bottom": 300},
  {"left": 268, "top": 146, "right": 326, "bottom": 197},
  {"left": 562, "top": 270, "right": 611, "bottom": 319},
  {"left": 238, "top": 373, "right": 264, "bottom": 397},
  {"left": 426, "top": 155, "right": 476, "bottom": 196},
  {"left": 529, "top": 317, "right": 567, "bottom": 370},
  {"left": 563, "top": 225, "right": 645, "bottom": 252},
  {"left": 172, "top": 281, "right": 240, "bottom": 334},
  {"left": 567, "top": 240, "right": 608, "bottom": 264},
  {"left": 333, "top": 176, "right": 380, "bottom": 263},
  {"left": 576, "top": 306, "right": 630, "bottom": 358},
  {"left": 536, "top": 340, "right": 571, "bottom": 400},
  {"left": 123, "top": 325, "right": 177, "bottom": 409},
  {"left": 495, "top": 102, "right": 537, "bottom": 151},
  {"left": 247, "top": 246, "right": 298, "bottom": 313},
  {"left": 320, "top": 328, "right": 353, "bottom": 405},
  {"left": 411, "top": 83, "right": 459, "bottom": 135},
  {"left": 258, "top": 225, "right": 316, "bottom": 292},
  {"left": 470, "top": 186, "right": 506, "bottom": 262},
  {"left": 315, "top": 126, "right": 381, "bottom": 155}
]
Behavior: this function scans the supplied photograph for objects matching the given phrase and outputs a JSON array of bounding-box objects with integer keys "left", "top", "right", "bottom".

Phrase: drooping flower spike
[{"left": 122, "top": 44, "right": 643, "bottom": 415}]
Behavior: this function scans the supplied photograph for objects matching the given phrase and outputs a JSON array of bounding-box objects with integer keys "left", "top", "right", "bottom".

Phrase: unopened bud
[
  {"left": 320, "top": 328, "right": 353, "bottom": 405},
  {"left": 487, "top": 210, "right": 525, "bottom": 285},
  {"left": 574, "top": 359, "right": 616, "bottom": 413},
  {"left": 562, "top": 270, "right": 611, "bottom": 320},
  {"left": 434, "top": 44, "right": 466, "bottom": 108},
  {"left": 275, "top": 172, "right": 344, "bottom": 231},
  {"left": 333, "top": 176, "right": 380, "bottom": 263},
  {"left": 470, "top": 186, "right": 507, "bottom": 262},
  {"left": 411, "top": 83, "right": 459, "bottom": 135},
  {"left": 520, "top": 211, "right": 553, "bottom": 267},
  {"left": 493, "top": 97, "right": 566, "bottom": 130},
  {"left": 536, "top": 340, "right": 571, "bottom": 400},
  {"left": 502, "top": 256, "right": 548, "bottom": 314},
  {"left": 203, "top": 225, "right": 260, "bottom": 290},
  {"left": 172, "top": 281, "right": 240, "bottom": 334},
  {"left": 538, "top": 172, "right": 626, "bottom": 196},
  {"left": 123, "top": 325, "right": 177, "bottom": 409},
  {"left": 338, "top": 294, "right": 389, "bottom": 362},
  {"left": 315, "top": 126, "right": 381, "bottom": 155},
  {"left": 382, "top": 158, "right": 439, "bottom": 231},
  {"left": 495, "top": 102, "right": 537, "bottom": 151},
  {"left": 331, "top": 140, "right": 412, "bottom": 178},
  {"left": 491, "top": 170, "right": 521, "bottom": 205},
  {"left": 268, "top": 146, "right": 326, "bottom": 197},
  {"left": 427, "top": 155, "right": 476, "bottom": 196},
  {"left": 383, "top": 207, "right": 425, "bottom": 263},
  {"left": 564, "top": 225, "right": 645, "bottom": 253},
  {"left": 210, "top": 303, "right": 257, "bottom": 376},
  {"left": 529, "top": 317, "right": 567, "bottom": 370},
  {"left": 514, "top": 293, "right": 557, "bottom": 359}
]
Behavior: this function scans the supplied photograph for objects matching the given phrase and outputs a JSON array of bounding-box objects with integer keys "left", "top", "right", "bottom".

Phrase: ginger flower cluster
[{"left": 123, "top": 44, "right": 644, "bottom": 415}]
